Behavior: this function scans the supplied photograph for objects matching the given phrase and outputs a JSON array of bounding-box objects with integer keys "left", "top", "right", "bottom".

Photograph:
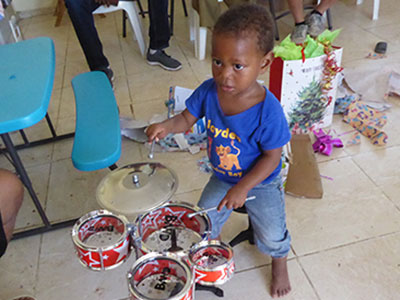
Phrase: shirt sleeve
[
  {"left": 185, "top": 79, "right": 213, "bottom": 119},
  {"left": 258, "top": 92, "right": 291, "bottom": 150}
]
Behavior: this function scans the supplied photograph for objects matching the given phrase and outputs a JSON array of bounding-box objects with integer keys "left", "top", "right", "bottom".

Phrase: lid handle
[{"left": 132, "top": 174, "right": 140, "bottom": 187}]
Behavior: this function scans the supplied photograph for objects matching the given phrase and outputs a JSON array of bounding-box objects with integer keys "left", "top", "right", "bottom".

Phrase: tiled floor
[{"left": 1, "top": 0, "right": 400, "bottom": 299}]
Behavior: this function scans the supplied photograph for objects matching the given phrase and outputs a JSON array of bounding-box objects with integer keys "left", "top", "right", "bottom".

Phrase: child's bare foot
[{"left": 271, "top": 256, "right": 291, "bottom": 298}]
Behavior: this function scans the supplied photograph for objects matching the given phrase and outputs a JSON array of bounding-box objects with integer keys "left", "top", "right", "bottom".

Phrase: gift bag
[{"left": 269, "top": 48, "right": 343, "bottom": 134}]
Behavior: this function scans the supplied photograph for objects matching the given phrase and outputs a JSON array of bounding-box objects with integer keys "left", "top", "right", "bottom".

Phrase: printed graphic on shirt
[
  {"left": 215, "top": 140, "right": 242, "bottom": 171},
  {"left": 207, "top": 120, "right": 243, "bottom": 179},
  {"left": 207, "top": 120, "right": 241, "bottom": 143}
]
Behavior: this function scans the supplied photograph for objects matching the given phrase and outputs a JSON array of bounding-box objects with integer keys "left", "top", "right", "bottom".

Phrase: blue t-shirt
[{"left": 186, "top": 79, "right": 291, "bottom": 185}]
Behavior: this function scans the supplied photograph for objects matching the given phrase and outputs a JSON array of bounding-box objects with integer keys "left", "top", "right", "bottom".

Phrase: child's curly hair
[{"left": 213, "top": 3, "right": 275, "bottom": 54}]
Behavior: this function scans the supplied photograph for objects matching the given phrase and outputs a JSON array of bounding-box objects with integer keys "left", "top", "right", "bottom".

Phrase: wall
[{"left": 12, "top": 0, "right": 56, "bottom": 12}]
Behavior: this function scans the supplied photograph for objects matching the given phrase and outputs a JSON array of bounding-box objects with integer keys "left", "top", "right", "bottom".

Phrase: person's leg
[
  {"left": 148, "top": 0, "right": 170, "bottom": 50},
  {"left": 288, "top": 0, "right": 308, "bottom": 44},
  {"left": 0, "top": 169, "right": 24, "bottom": 245},
  {"left": 305, "top": 0, "right": 336, "bottom": 37},
  {"left": 64, "top": 0, "right": 113, "bottom": 80},
  {"left": 146, "top": 0, "right": 182, "bottom": 71},
  {"left": 315, "top": 0, "right": 337, "bottom": 14},
  {"left": 287, "top": 0, "right": 305, "bottom": 23},
  {"left": 197, "top": 175, "right": 233, "bottom": 239},
  {"left": 245, "top": 176, "right": 291, "bottom": 298},
  {"left": 0, "top": 212, "right": 7, "bottom": 257}
]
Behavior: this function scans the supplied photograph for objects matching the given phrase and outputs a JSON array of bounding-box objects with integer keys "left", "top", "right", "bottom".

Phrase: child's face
[{"left": 211, "top": 32, "right": 272, "bottom": 98}]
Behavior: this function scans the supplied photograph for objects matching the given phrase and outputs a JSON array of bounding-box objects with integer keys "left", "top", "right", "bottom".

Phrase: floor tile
[
  {"left": 36, "top": 227, "right": 134, "bottom": 300},
  {"left": 117, "top": 138, "right": 143, "bottom": 167},
  {"left": 299, "top": 232, "right": 400, "bottom": 300},
  {"left": 51, "top": 138, "right": 74, "bottom": 162},
  {"left": 114, "top": 76, "right": 133, "bottom": 106},
  {"left": 58, "top": 86, "right": 76, "bottom": 119},
  {"left": 0, "top": 235, "right": 41, "bottom": 300},
  {"left": 11, "top": 143, "right": 53, "bottom": 169},
  {"left": 342, "top": 0, "right": 399, "bottom": 29},
  {"left": 14, "top": 163, "right": 51, "bottom": 231},
  {"left": 2, "top": 1, "right": 400, "bottom": 299},
  {"left": 366, "top": 22, "right": 400, "bottom": 53},
  {"left": 352, "top": 145, "right": 400, "bottom": 207},
  {"left": 62, "top": 59, "right": 89, "bottom": 89},
  {"left": 287, "top": 157, "right": 400, "bottom": 256},
  {"left": 54, "top": 64, "right": 66, "bottom": 90},
  {"left": 335, "top": 26, "right": 382, "bottom": 63},
  {"left": 46, "top": 159, "right": 109, "bottom": 222},
  {"left": 195, "top": 259, "right": 318, "bottom": 300},
  {"left": 121, "top": 45, "right": 154, "bottom": 76},
  {"left": 130, "top": 97, "right": 170, "bottom": 122},
  {"left": 127, "top": 68, "right": 199, "bottom": 104},
  {"left": 55, "top": 116, "right": 76, "bottom": 136}
]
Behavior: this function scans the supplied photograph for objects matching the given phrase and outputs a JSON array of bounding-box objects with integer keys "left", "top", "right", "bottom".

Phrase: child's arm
[
  {"left": 217, "top": 147, "right": 282, "bottom": 211},
  {"left": 146, "top": 109, "right": 198, "bottom": 142}
]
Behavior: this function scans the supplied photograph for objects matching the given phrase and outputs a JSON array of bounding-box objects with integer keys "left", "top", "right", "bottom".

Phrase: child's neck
[{"left": 218, "top": 83, "right": 265, "bottom": 116}]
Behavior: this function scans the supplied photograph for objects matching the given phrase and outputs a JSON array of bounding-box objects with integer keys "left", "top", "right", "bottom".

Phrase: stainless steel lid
[{"left": 96, "top": 162, "right": 178, "bottom": 216}]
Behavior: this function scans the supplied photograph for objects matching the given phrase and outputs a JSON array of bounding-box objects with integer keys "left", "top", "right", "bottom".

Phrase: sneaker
[
  {"left": 102, "top": 66, "right": 115, "bottom": 87},
  {"left": 290, "top": 24, "right": 308, "bottom": 44},
  {"left": 95, "top": 66, "right": 114, "bottom": 88},
  {"left": 305, "top": 13, "right": 326, "bottom": 37},
  {"left": 146, "top": 49, "right": 182, "bottom": 71}
]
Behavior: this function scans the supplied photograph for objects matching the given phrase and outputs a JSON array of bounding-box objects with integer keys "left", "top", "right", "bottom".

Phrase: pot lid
[{"left": 96, "top": 162, "right": 178, "bottom": 216}]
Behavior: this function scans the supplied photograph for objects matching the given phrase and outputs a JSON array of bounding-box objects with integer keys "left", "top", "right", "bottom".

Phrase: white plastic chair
[
  {"left": 9, "top": 14, "right": 23, "bottom": 42},
  {"left": 189, "top": 0, "right": 225, "bottom": 60},
  {"left": 189, "top": 5, "right": 208, "bottom": 60},
  {"left": 356, "top": 0, "right": 380, "bottom": 20},
  {"left": 93, "top": 1, "right": 146, "bottom": 56}
]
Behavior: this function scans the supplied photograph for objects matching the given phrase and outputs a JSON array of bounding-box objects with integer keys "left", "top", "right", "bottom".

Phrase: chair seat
[
  {"left": 93, "top": 1, "right": 146, "bottom": 56},
  {"left": 71, "top": 71, "right": 121, "bottom": 171}
]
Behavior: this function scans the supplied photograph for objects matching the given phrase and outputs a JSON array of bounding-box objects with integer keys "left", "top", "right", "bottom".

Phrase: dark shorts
[{"left": 0, "top": 211, "right": 7, "bottom": 257}]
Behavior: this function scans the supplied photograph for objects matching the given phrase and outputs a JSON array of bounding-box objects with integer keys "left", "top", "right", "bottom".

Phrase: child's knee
[{"left": 0, "top": 170, "right": 24, "bottom": 210}]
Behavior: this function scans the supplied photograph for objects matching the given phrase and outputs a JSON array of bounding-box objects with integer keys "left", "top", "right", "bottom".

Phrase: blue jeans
[
  {"left": 198, "top": 175, "right": 291, "bottom": 258},
  {"left": 64, "top": 0, "right": 170, "bottom": 71}
]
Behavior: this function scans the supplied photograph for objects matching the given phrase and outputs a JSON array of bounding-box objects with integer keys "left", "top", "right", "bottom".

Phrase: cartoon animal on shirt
[{"left": 215, "top": 140, "right": 242, "bottom": 171}]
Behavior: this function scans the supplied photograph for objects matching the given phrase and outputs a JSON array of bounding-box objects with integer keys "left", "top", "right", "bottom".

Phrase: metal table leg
[
  {"left": 1, "top": 133, "right": 51, "bottom": 227},
  {"left": 1, "top": 133, "right": 78, "bottom": 239}
]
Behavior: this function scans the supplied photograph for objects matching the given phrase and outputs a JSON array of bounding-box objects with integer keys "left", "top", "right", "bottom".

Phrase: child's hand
[
  {"left": 145, "top": 110, "right": 197, "bottom": 142},
  {"left": 217, "top": 186, "right": 249, "bottom": 212},
  {"left": 146, "top": 123, "right": 169, "bottom": 142}
]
